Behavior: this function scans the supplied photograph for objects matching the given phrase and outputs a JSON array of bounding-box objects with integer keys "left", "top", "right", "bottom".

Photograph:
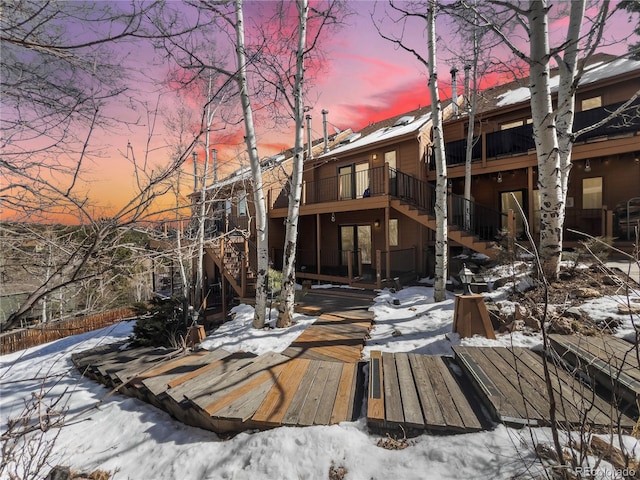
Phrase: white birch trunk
[
  {"left": 528, "top": 0, "right": 585, "bottom": 279},
  {"left": 277, "top": 0, "right": 308, "bottom": 328},
  {"left": 427, "top": 0, "right": 448, "bottom": 302},
  {"left": 195, "top": 75, "right": 214, "bottom": 314},
  {"left": 234, "top": 0, "right": 269, "bottom": 328}
]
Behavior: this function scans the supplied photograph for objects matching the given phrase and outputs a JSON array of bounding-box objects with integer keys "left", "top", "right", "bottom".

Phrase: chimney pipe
[
  {"left": 212, "top": 148, "right": 218, "bottom": 183},
  {"left": 450, "top": 67, "right": 459, "bottom": 117},
  {"left": 322, "top": 109, "right": 329, "bottom": 153},
  {"left": 464, "top": 65, "right": 471, "bottom": 113},
  {"left": 306, "top": 114, "right": 313, "bottom": 160}
]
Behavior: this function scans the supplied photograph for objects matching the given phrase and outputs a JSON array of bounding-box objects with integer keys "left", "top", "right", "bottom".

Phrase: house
[
  {"left": 439, "top": 53, "right": 640, "bottom": 248},
  {"left": 200, "top": 53, "right": 640, "bottom": 308},
  {"left": 198, "top": 127, "right": 355, "bottom": 313}
]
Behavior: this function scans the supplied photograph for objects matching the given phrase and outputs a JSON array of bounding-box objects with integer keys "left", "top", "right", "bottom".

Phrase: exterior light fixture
[
  {"left": 331, "top": 212, "right": 335, "bottom": 222},
  {"left": 585, "top": 159, "right": 591, "bottom": 172},
  {"left": 497, "top": 172, "right": 503, "bottom": 183},
  {"left": 374, "top": 219, "right": 380, "bottom": 228},
  {"left": 459, "top": 264, "right": 474, "bottom": 295}
]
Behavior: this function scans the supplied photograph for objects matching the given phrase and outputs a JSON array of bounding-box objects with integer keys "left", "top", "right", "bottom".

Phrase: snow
[
  {"left": 1, "top": 278, "right": 638, "bottom": 479},
  {"left": 320, "top": 113, "right": 432, "bottom": 158},
  {"left": 496, "top": 57, "right": 640, "bottom": 107}
]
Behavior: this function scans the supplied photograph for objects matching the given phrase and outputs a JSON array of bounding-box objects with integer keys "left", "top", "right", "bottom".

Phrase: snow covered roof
[
  {"left": 494, "top": 55, "right": 640, "bottom": 108},
  {"left": 319, "top": 110, "right": 432, "bottom": 158}
]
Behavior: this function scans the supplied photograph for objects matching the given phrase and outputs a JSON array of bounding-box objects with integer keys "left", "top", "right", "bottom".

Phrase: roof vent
[
  {"left": 393, "top": 115, "right": 415, "bottom": 127},
  {"left": 339, "top": 132, "right": 361, "bottom": 144}
]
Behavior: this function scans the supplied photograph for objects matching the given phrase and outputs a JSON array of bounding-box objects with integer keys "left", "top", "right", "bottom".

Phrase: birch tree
[
  {"left": 375, "top": 0, "right": 449, "bottom": 302},
  {"left": 459, "top": 0, "right": 631, "bottom": 279},
  {"left": 276, "top": 0, "right": 310, "bottom": 328},
  {"left": 0, "top": 1, "right": 208, "bottom": 330},
  {"left": 274, "top": 0, "right": 344, "bottom": 327}
]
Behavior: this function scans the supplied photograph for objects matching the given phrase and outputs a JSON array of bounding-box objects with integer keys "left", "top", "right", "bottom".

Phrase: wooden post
[
  {"left": 383, "top": 162, "right": 389, "bottom": 196},
  {"left": 376, "top": 250, "right": 382, "bottom": 289},
  {"left": 527, "top": 166, "right": 535, "bottom": 235},
  {"left": 452, "top": 294, "right": 495, "bottom": 339},
  {"left": 385, "top": 206, "right": 390, "bottom": 281},
  {"left": 607, "top": 209, "right": 614, "bottom": 239},
  {"left": 507, "top": 209, "right": 516, "bottom": 253},
  {"left": 316, "top": 214, "right": 321, "bottom": 276},
  {"left": 221, "top": 277, "right": 227, "bottom": 319},
  {"left": 481, "top": 132, "right": 487, "bottom": 167}
]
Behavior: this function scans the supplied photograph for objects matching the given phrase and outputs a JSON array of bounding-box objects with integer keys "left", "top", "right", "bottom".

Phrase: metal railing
[{"left": 392, "top": 168, "right": 505, "bottom": 241}]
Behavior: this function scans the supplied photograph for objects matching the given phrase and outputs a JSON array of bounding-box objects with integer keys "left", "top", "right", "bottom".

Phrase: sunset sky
[{"left": 12, "top": 1, "right": 637, "bottom": 220}]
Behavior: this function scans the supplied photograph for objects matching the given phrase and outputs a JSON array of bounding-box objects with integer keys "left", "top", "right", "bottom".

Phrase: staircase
[
  {"left": 205, "top": 235, "right": 256, "bottom": 299},
  {"left": 390, "top": 170, "right": 504, "bottom": 258}
]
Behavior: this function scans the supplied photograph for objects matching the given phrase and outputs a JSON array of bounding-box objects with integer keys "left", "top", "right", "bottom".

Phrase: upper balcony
[{"left": 440, "top": 99, "right": 640, "bottom": 168}]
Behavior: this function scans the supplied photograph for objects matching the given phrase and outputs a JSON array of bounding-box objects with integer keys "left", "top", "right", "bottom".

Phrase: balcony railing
[
  {"left": 272, "top": 166, "right": 387, "bottom": 208},
  {"left": 393, "top": 169, "right": 505, "bottom": 242},
  {"left": 438, "top": 99, "right": 640, "bottom": 166}
]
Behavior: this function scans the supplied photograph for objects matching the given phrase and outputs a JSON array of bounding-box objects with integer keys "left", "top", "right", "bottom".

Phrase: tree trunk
[
  {"left": 277, "top": 0, "right": 309, "bottom": 328},
  {"left": 528, "top": 0, "right": 585, "bottom": 280},
  {"left": 234, "top": 0, "right": 269, "bottom": 328},
  {"left": 427, "top": 0, "right": 448, "bottom": 302}
]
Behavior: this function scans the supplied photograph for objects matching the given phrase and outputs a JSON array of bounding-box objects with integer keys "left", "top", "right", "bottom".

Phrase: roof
[
  {"left": 317, "top": 105, "right": 435, "bottom": 159},
  {"left": 205, "top": 128, "right": 355, "bottom": 192},
  {"left": 475, "top": 53, "right": 640, "bottom": 115}
]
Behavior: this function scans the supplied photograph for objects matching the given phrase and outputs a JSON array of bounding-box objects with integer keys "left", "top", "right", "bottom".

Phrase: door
[
  {"left": 501, "top": 190, "right": 526, "bottom": 238},
  {"left": 340, "top": 225, "right": 372, "bottom": 274},
  {"left": 339, "top": 165, "right": 353, "bottom": 200}
]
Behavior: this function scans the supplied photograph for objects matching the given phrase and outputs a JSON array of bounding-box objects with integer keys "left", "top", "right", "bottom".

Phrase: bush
[{"left": 130, "top": 296, "right": 188, "bottom": 347}]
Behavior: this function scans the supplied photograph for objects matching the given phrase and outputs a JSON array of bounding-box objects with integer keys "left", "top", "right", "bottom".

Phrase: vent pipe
[
  {"left": 450, "top": 67, "right": 459, "bottom": 117},
  {"left": 322, "top": 109, "right": 329, "bottom": 153},
  {"left": 306, "top": 114, "right": 313, "bottom": 160}
]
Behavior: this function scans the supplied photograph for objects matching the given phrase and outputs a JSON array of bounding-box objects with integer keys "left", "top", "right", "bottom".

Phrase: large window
[{"left": 582, "top": 177, "right": 602, "bottom": 209}]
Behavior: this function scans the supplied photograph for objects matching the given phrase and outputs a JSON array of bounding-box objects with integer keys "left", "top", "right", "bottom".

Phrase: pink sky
[{"left": 79, "top": 2, "right": 637, "bottom": 219}]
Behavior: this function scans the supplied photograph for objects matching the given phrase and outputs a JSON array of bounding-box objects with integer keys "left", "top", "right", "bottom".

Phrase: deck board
[
  {"left": 142, "top": 349, "right": 232, "bottom": 396},
  {"left": 453, "top": 346, "right": 637, "bottom": 429},
  {"left": 407, "top": 353, "right": 446, "bottom": 428},
  {"left": 251, "top": 358, "right": 312, "bottom": 425},
  {"left": 282, "top": 361, "right": 322, "bottom": 425},
  {"left": 314, "top": 362, "right": 345, "bottom": 425},
  {"left": 381, "top": 351, "right": 404, "bottom": 425},
  {"left": 550, "top": 334, "right": 640, "bottom": 404},
  {"left": 366, "top": 351, "right": 483, "bottom": 434},
  {"left": 394, "top": 353, "right": 424, "bottom": 428}
]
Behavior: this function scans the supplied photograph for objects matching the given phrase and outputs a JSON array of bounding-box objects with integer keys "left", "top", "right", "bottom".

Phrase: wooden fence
[{"left": 0, "top": 308, "right": 135, "bottom": 355}]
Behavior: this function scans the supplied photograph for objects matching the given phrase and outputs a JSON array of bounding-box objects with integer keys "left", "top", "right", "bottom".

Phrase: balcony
[
  {"left": 440, "top": 99, "right": 640, "bottom": 166},
  {"left": 271, "top": 165, "right": 387, "bottom": 209}
]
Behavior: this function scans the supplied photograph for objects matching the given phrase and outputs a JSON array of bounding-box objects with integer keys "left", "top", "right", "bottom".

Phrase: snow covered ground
[{"left": 1, "top": 279, "right": 638, "bottom": 480}]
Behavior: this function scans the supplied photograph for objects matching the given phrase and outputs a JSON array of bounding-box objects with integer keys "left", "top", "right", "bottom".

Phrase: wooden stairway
[
  {"left": 390, "top": 199, "right": 499, "bottom": 259},
  {"left": 205, "top": 236, "right": 256, "bottom": 299}
]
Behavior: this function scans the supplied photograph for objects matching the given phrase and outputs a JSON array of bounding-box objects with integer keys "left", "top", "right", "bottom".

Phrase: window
[
  {"left": 582, "top": 177, "right": 602, "bottom": 209},
  {"left": 389, "top": 219, "right": 398, "bottom": 246},
  {"left": 238, "top": 190, "right": 247, "bottom": 216},
  {"left": 500, "top": 119, "right": 524, "bottom": 130},
  {"left": 581, "top": 96, "right": 602, "bottom": 111}
]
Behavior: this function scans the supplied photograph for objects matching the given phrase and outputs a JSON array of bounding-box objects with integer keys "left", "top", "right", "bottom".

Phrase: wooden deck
[
  {"left": 281, "top": 310, "right": 374, "bottom": 363},
  {"left": 549, "top": 334, "right": 640, "bottom": 406},
  {"left": 72, "top": 303, "right": 373, "bottom": 434},
  {"left": 73, "top": 346, "right": 364, "bottom": 433},
  {"left": 366, "top": 351, "right": 485, "bottom": 434},
  {"left": 453, "top": 346, "right": 637, "bottom": 430}
]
